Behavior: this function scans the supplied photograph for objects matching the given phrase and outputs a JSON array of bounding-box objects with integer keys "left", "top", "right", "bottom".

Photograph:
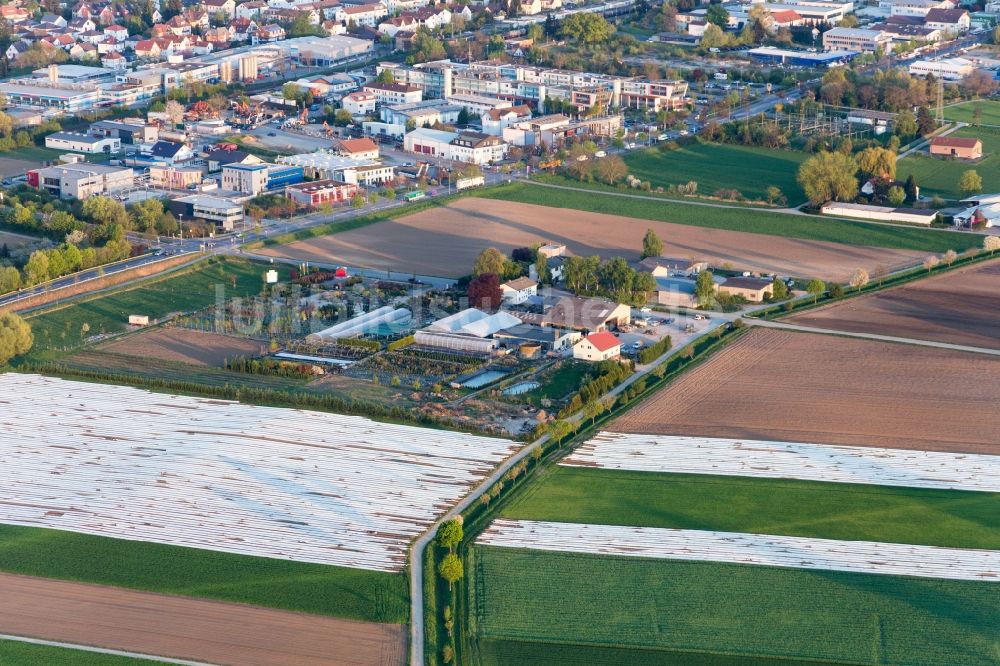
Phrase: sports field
[
  {"left": 472, "top": 547, "right": 1000, "bottom": 665},
  {"left": 501, "top": 467, "right": 1000, "bottom": 549},
  {"left": 943, "top": 99, "right": 1000, "bottom": 126},
  {"left": 897, "top": 126, "right": 1000, "bottom": 198},
  {"left": 23, "top": 258, "right": 282, "bottom": 356},
  {"left": 624, "top": 142, "right": 807, "bottom": 202}
]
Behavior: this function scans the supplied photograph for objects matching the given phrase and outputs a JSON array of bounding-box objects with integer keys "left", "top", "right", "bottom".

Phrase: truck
[
  {"left": 404, "top": 190, "right": 426, "bottom": 201},
  {"left": 455, "top": 176, "right": 485, "bottom": 190}
]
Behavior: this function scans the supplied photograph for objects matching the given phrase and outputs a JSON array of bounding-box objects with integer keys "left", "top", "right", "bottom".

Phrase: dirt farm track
[
  {"left": 260, "top": 199, "right": 925, "bottom": 282},
  {"left": 0, "top": 573, "right": 405, "bottom": 666},
  {"left": 611, "top": 328, "right": 1000, "bottom": 454},
  {"left": 788, "top": 258, "right": 1000, "bottom": 350}
]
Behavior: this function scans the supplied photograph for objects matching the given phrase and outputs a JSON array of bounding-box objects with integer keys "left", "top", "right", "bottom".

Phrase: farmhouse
[
  {"left": 573, "top": 331, "right": 621, "bottom": 362},
  {"left": 500, "top": 277, "right": 538, "bottom": 305},
  {"left": 719, "top": 277, "right": 774, "bottom": 303},
  {"left": 929, "top": 136, "right": 982, "bottom": 159},
  {"left": 538, "top": 295, "right": 630, "bottom": 334}
]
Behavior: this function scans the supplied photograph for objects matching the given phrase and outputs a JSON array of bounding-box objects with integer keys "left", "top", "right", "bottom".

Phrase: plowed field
[
  {"left": 610, "top": 328, "right": 1000, "bottom": 453},
  {"left": 99, "top": 327, "right": 265, "bottom": 366}
]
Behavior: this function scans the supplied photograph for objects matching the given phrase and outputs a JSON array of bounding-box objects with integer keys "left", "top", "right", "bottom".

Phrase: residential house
[
  {"left": 923, "top": 7, "right": 970, "bottom": 33},
  {"left": 166, "top": 15, "right": 193, "bottom": 35},
  {"left": 69, "top": 43, "right": 100, "bottom": 60},
  {"left": 67, "top": 17, "right": 97, "bottom": 35},
  {"left": 482, "top": 105, "right": 533, "bottom": 135},
  {"left": 203, "top": 0, "right": 237, "bottom": 19},
  {"left": 378, "top": 14, "right": 419, "bottom": 36},
  {"left": 101, "top": 50, "right": 128, "bottom": 69},
  {"left": 184, "top": 8, "right": 211, "bottom": 29},
  {"left": 147, "top": 140, "right": 195, "bottom": 166},
  {"left": 572, "top": 331, "right": 621, "bottom": 362},
  {"left": 258, "top": 23, "right": 286, "bottom": 41},
  {"left": 338, "top": 2, "right": 388, "bottom": 26},
  {"left": 336, "top": 137, "right": 380, "bottom": 159},
  {"left": 236, "top": 1, "right": 268, "bottom": 19},
  {"left": 364, "top": 81, "right": 422, "bottom": 105},
  {"left": 342, "top": 90, "right": 377, "bottom": 115},
  {"left": 500, "top": 277, "right": 538, "bottom": 305},
  {"left": 205, "top": 148, "right": 263, "bottom": 172},
  {"left": 103, "top": 24, "right": 129, "bottom": 41},
  {"left": 40, "top": 13, "right": 68, "bottom": 27}
]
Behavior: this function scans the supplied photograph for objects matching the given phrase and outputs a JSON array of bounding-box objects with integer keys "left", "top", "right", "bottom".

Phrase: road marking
[{"left": 0, "top": 634, "right": 216, "bottom": 665}]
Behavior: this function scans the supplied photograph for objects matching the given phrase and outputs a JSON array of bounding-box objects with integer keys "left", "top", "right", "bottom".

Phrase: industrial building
[
  {"left": 285, "top": 179, "right": 360, "bottom": 207},
  {"left": 27, "top": 163, "right": 134, "bottom": 199},
  {"left": 821, "top": 202, "right": 939, "bottom": 225},
  {"left": 44, "top": 131, "right": 121, "bottom": 153},
  {"left": 404, "top": 128, "right": 508, "bottom": 165},
  {"left": 414, "top": 308, "right": 522, "bottom": 353},
  {"left": 170, "top": 194, "right": 245, "bottom": 230},
  {"left": 221, "top": 163, "right": 304, "bottom": 195},
  {"left": 747, "top": 47, "right": 859, "bottom": 67},
  {"left": 275, "top": 152, "right": 394, "bottom": 185},
  {"left": 929, "top": 136, "right": 983, "bottom": 159},
  {"left": 90, "top": 119, "right": 160, "bottom": 145},
  {"left": 909, "top": 57, "right": 977, "bottom": 80},
  {"left": 822, "top": 27, "right": 892, "bottom": 52}
]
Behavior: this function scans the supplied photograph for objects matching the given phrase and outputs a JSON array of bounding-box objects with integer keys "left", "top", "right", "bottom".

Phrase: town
[{"left": 0, "top": 0, "right": 998, "bottom": 662}]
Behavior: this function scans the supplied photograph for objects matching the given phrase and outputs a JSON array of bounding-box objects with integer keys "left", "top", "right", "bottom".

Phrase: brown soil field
[
  {"left": 787, "top": 258, "right": 1000, "bottom": 350},
  {"left": 260, "top": 199, "right": 924, "bottom": 281},
  {"left": 611, "top": 328, "right": 1000, "bottom": 454},
  {"left": 99, "top": 327, "right": 265, "bottom": 366},
  {"left": 0, "top": 157, "right": 42, "bottom": 178},
  {"left": 0, "top": 573, "right": 405, "bottom": 666}
]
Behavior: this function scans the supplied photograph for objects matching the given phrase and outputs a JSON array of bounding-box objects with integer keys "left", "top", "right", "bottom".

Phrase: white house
[
  {"left": 342, "top": 90, "right": 377, "bottom": 116},
  {"left": 338, "top": 2, "right": 388, "bottom": 26},
  {"left": 404, "top": 128, "right": 508, "bottom": 165},
  {"left": 500, "top": 277, "right": 538, "bottom": 305},
  {"left": 482, "top": 105, "right": 533, "bottom": 136},
  {"left": 573, "top": 331, "right": 621, "bottom": 362}
]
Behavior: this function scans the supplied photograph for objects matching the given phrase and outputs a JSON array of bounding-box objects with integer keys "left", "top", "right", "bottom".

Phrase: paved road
[
  {"left": 748, "top": 317, "right": 1000, "bottom": 357},
  {"left": 0, "top": 573, "right": 405, "bottom": 666}
]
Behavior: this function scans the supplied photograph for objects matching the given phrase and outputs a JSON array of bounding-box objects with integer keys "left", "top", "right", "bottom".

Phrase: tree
[
  {"left": 694, "top": 269, "right": 715, "bottom": 307},
  {"left": 770, "top": 276, "right": 789, "bottom": 300},
  {"left": 959, "top": 170, "right": 982, "bottom": 197},
  {"left": 904, "top": 174, "right": 918, "bottom": 202},
  {"left": 0, "top": 266, "right": 20, "bottom": 294},
  {"left": 583, "top": 399, "right": 605, "bottom": 425},
  {"left": 0, "top": 312, "right": 32, "bottom": 365},
  {"left": 640, "top": 228, "right": 663, "bottom": 259},
  {"left": 765, "top": 186, "right": 784, "bottom": 205},
  {"left": 594, "top": 155, "right": 627, "bottom": 185},
  {"left": 806, "top": 278, "right": 825, "bottom": 303},
  {"left": 887, "top": 186, "right": 905, "bottom": 207},
  {"left": 916, "top": 106, "right": 936, "bottom": 136},
  {"left": 467, "top": 273, "right": 502, "bottom": 310},
  {"left": 164, "top": 100, "right": 184, "bottom": 126},
  {"left": 473, "top": 247, "right": 507, "bottom": 277},
  {"left": 534, "top": 253, "right": 549, "bottom": 284},
  {"left": 437, "top": 518, "right": 463, "bottom": 553},
  {"left": 24, "top": 250, "right": 50, "bottom": 286},
  {"left": 857, "top": 146, "right": 896, "bottom": 181},
  {"left": 699, "top": 23, "right": 730, "bottom": 49},
  {"left": 560, "top": 13, "right": 613, "bottom": 44},
  {"left": 797, "top": 152, "right": 858, "bottom": 205},
  {"left": 960, "top": 70, "right": 998, "bottom": 98},
  {"left": 942, "top": 249, "right": 957, "bottom": 266},
  {"left": 923, "top": 254, "right": 939, "bottom": 272},
  {"left": 983, "top": 235, "right": 1000, "bottom": 254},
  {"left": 438, "top": 553, "right": 463, "bottom": 591},
  {"left": 706, "top": 3, "right": 729, "bottom": 28},
  {"left": 351, "top": 194, "right": 365, "bottom": 208},
  {"left": 82, "top": 196, "right": 129, "bottom": 228},
  {"left": 849, "top": 267, "right": 869, "bottom": 292},
  {"left": 894, "top": 111, "right": 917, "bottom": 140}
]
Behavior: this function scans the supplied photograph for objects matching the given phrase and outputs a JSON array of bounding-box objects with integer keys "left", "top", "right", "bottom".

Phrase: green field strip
[
  {"left": 500, "top": 467, "right": 1000, "bottom": 550},
  {"left": 0, "top": 524, "right": 408, "bottom": 624},
  {"left": 472, "top": 546, "right": 1000, "bottom": 666}
]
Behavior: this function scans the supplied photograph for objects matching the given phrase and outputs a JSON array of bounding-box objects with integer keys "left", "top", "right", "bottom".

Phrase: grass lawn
[
  {"left": 943, "top": 100, "right": 1000, "bottom": 126},
  {"left": 22, "top": 258, "right": 284, "bottom": 357},
  {"left": 514, "top": 361, "right": 592, "bottom": 405},
  {"left": 484, "top": 182, "right": 981, "bottom": 253},
  {"left": 500, "top": 468, "right": 1000, "bottom": 550},
  {"left": 897, "top": 126, "right": 1000, "bottom": 198},
  {"left": 472, "top": 546, "right": 1000, "bottom": 665},
  {"left": 0, "top": 641, "right": 159, "bottom": 665},
  {"left": 624, "top": 143, "right": 808, "bottom": 202},
  {"left": 0, "top": 524, "right": 408, "bottom": 623}
]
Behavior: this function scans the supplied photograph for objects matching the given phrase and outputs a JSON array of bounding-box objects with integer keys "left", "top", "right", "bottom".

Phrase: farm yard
[
  {"left": 0, "top": 374, "right": 520, "bottom": 571},
  {"left": 897, "top": 126, "right": 1000, "bottom": 198},
  {"left": 471, "top": 547, "right": 1000, "bottom": 666},
  {"left": 609, "top": 328, "right": 1000, "bottom": 453},
  {"left": 0, "top": 574, "right": 406, "bottom": 666},
  {"left": 623, "top": 142, "right": 807, "bottom": 202},
  {"left": 260, "top": 198, "right": 928, "bottom": 282},
  {"left": 787, "top": 258, "right": 1000, "bottom": 350},
  {"left": 98, "top": 327, "right": 267, "bottom": 366}
]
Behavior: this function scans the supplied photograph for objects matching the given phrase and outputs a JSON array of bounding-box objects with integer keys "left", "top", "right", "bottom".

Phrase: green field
[
  {"left": 624, "top": 143, "right": 808, "bottom": 202},
  {"left": 484, "top": 182, "right": 981, "bottom": 253},
  {"left": 501, "top": 468, "right": 1000, "bottom": 550},
  {"left": 898, "top": 126, "right": 1000, "bottom": 198},
  {"left": 943, "top": 100, "right": 1000, "bottom": 126},
  {"left": 0, "top": 641, "right": 158, "bottom": 665},
  {"left": 23, "top": 258, "right": 284, "bottom": 357},
  {"left": 472, "top": 547, "right": 1000, "bottom": 666},
  {"left": 0, "top": 524, "right": 408, "bottom": 623}
]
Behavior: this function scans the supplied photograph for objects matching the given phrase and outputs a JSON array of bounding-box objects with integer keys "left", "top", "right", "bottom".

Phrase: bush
[
  {"left": 388, "top": 335, "right": 415, "bottom": 351},
  {"left": 637, "top": 336, "right": 672, "bottom": 364}
]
